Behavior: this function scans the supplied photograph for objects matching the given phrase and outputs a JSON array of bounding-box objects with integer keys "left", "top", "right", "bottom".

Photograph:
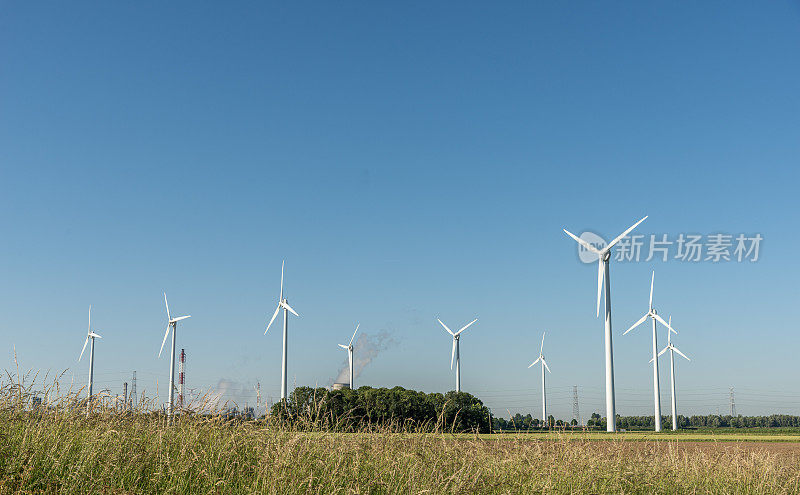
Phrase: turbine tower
[
  {"left": 564, "top": 215, "right": 647, "bottom": 432},
  {"left": 78, "top": 305, "right": 102, "bottom": 416},
  {"left": 623, "top": 271, "right": 677, "bottom": 432},
  {"left": 653, "top": 316, "right": 690, "bottom": 431},
  {"left": 527, "top": 331, "right": 551, "bottom": 427},
  {"left": 437, "top": 317, "right": 478, "bottom": 393},
  {"left": 264, "top": 260, "right": 300, "bottom": 402},
  {"left": 158, "top": 293, "right": 191, "bottom": 417},
  {"left": 337, "top": 323, "right": 360, "bottom": 389}
]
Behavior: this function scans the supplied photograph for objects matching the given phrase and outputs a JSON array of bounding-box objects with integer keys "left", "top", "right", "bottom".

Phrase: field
[
  {"left": 4, "top": 373, "right": 800, "bottom": 494},
  {"left": 4, "top": 413, "right": 800, "bottom": 494}
]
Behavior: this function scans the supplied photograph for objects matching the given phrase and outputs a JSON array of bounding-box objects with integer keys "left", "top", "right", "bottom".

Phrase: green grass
[{"left": 3, "top": 373, "right": 800, "bottom": 493}]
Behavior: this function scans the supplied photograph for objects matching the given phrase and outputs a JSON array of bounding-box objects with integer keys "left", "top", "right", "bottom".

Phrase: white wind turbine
[
  {"left": 528, "top": 331, "right": 551, "bottom": 427},
  {"left": 652, "top": 315, "right": 690, "bottom": 431},
  {"left": 337, "top": 323, "right": 360, "bottom": 389},
  {"left": 264, "top": 260, "right": 300, "bottom": 402},
  {"left": 158, "top": 293, "right": 191, "bottom": 417},
  {"left": 437, "top": 317, "right": 477, "bottom": 393},
  {"left": 78, "top": 305, "right": 102, "bottom": 415},
  {"left": 564, "top": 215, "right": 647, "bottom": 432},
  {"left": 623, "top": 271, "right": 677, "bottom": 432}
]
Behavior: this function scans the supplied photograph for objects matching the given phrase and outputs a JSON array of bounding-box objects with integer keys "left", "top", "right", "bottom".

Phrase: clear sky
[{"left": 1, "top": 1, "right": 799, "bottom": 420}]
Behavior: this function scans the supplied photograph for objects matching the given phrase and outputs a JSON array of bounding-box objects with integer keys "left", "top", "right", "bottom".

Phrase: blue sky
[{"left": 1, "top": 1, "right": 799, "bottom": 419}]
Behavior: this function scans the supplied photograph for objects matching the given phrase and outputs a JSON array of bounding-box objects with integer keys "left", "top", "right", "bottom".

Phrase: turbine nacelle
[
  {"left": 265, "top": 261, "right": 300, "bottom": 335},
  {"left": 79, "top": 305, "right": 102, "bottom": 362},
  {"left": 624, "top": 271, "right": 678, "bottom": 336},
  {"left": 437, "top": 317, "right": 477, "bottom": 370},
  {"left": 563, "top": 215, "right": 648, "bottom": 317},
  {"left": 159, "top": 293, "right": 191, "bottom": 358}
]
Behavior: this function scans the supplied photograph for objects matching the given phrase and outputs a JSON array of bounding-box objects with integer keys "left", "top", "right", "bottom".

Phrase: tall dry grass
[{"left": 3, "top": 369, "right": 800, "bottom": 494}]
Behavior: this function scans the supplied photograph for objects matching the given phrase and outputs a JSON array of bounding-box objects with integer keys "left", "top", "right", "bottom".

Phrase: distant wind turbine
[
  {"left": 158, "top": 293, "right": 191, "bottom": 417},
  {"left": 652, "top": 315, "right": 691, "bottom": 431},
  {"left": 564, "top": 215, "right": 647, "bottom": 432},
  {"left": 337, "top": 323, "right": 359, "bottom": 389},
  {"left": 264, "top": 260, "right": 300, "bottom": 402},
  {"left": 78, "top": 305, "right": 102, "bottom": 416},
  {"left": 437, "top": 317, "right": 478, "bottom": 393},
  {"left": 528, "top": 331, "right": 551, "bottom": 426},
  {"left": 624, "top": 271, "right": 677, "bottom": 432}
]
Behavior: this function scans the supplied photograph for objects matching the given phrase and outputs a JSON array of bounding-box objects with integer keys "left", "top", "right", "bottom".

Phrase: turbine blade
[
  {"left": 596, "top": 258, "right": 604, "bottom": 318},
  {"left": 542, "top": 358, "right": 551, "bottom": 374},
  {"left": 649, "top": 271, "right": 655, "bottom": 310},
  {"left": 654, "top": 314, "right": 677, "bottom": 334},
  {"left": 540, "top": 332, "right": 545, "bottom": 355},
  {"left": 158, "top": 324, "right": 170, "bottom": 358},
  {"left": 280, "top": 260, "right": 284, "bottom": 301},
  {"left": 88, "top": 304, "right": 91, "bottom": 334},
  {"left": 171, "top": 315, "right": 191, "bottom": 322},
  {"left": 667, "top": 316, "right": 673, "bottom": 344},
  {"left": 281, "top": 301, "right": 299, "bottom": 317},
  {"left": 658, "top": 346, "right": 669, "bottom": 357},
  {"left": 349, "top": 323, "right": 359, "bottom": 346},
  {"left": 604, "top": 216, "right": 648, "bottom": 252},
  {"left": 265, "top": 304, "right": 281, "bottom": 335},
  {"left": 672, "top": 347, "right": 691, "bottom": 361},
  {"left": 79, "top": 337, "right": 88, "bottom": 362},
  {"left": 450, "top": 338, "right": 456, "bottom": 369},
  {"left": 528, "top": 357, "right": 541, "bottom": 368},
  {"left": 164, "top": 293, "right": 171, "bottom": 322},
  {"left": 437, "top": 318, "right": 454, "bottom": 336},
  {"left": 455, "top": 318, "right": 478, "bottom": 335},
  {"left": 338, "top": 344, "right": 348, "bottom": 349},
  {"left": 563, "top": 228, "right": 601, "bottom": 254},
  {"left": 624, "top": 313, "right": 649, "bottom": 335},
  {"left": 89, "top": 332, "right": 102, "bottom": 339}
]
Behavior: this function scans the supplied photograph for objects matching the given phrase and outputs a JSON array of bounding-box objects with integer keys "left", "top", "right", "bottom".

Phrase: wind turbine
[
  {"left": 78, "top": 305, "right": 102, "bottom": 415},
  {"left": 158, "top": 293, "right": 191, "bottom": 417},
  {"left": 652, "top": 315, "right": 690, "bottom": 431},
  {"left": 337, "top": 323, "right": 359, "bottom": 389},
  {"left": 437, "top": 317, "right": 477, "bottom": 393},
  {"left": 264, "top": 260, "right": 300, "bottom": 402},
  {"left": 623, "top": 271, "right": 677, "bottom": 432},
  {"left": 528, "top": 331, "right": 551, "bottom": 427},
  {"left": 564, "top": 215, "right": 647, "bottom": 432}
]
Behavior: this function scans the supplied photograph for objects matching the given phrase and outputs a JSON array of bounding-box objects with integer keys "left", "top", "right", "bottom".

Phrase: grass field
[
  {"left": 4, "top": 412, "right": 800, "bottom": 494},
  {"left": 4, "top": 375, "right": 800, "bottom": 494}
]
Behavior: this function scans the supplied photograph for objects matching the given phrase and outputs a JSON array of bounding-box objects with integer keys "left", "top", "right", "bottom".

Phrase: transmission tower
[
  {"left": 572, "top": 386, "right": 581, "bottom": 425},
  {"left": 130, "top": 371, "right": 137, "bottom": 410},
  {"left": 255, "top": 382, "right": 261, "bottom": 416},
  {"left": 178, "top": 349, "right": 186, "bottom": 409},
  {"left": 729, "top": 387, "right": 736, "bottom": 417}
]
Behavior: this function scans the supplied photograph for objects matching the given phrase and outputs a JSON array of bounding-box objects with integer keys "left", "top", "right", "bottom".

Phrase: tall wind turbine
[
  {"left": 264, "top": 260, "right": 300, "bottom": 402},
  {"left": 528, "top": 331, "right": 551, "bottom": 427},
  {"left": 564, "top": 215, "right": 647, "bottom": 432},
  {"left": 437, "top": 317, "right": 477, "bottom": 393},
  {"left": 158, "top": 293, "right": 191, "bottom": 417},
  {"left": 78, "top": 305, "right": 102, "bottom": 415},
  {"left": 337, "top": 323, "right": 359, "bottom": 389},
  {"left": 653, "top": 315, "right": 690, "bottom": 431},
  {"left": 623, "top": 271, "right": 677, "bottom": 432}
]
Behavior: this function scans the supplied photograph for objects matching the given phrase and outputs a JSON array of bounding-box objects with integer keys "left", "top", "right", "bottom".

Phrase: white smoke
[
  {"left": 202, "top": 378, "right": 253, "bottom": 411},
  {"left": 333, "top": 330, "right": 397, "bottom": 385}
]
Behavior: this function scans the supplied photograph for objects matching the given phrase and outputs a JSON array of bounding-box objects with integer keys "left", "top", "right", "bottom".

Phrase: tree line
[
  {"left": 494, "top": 412, "right": 800, "bottom": 430},
  {"left": 270, "top": 386, "right": 492, "bottom": 433}
]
